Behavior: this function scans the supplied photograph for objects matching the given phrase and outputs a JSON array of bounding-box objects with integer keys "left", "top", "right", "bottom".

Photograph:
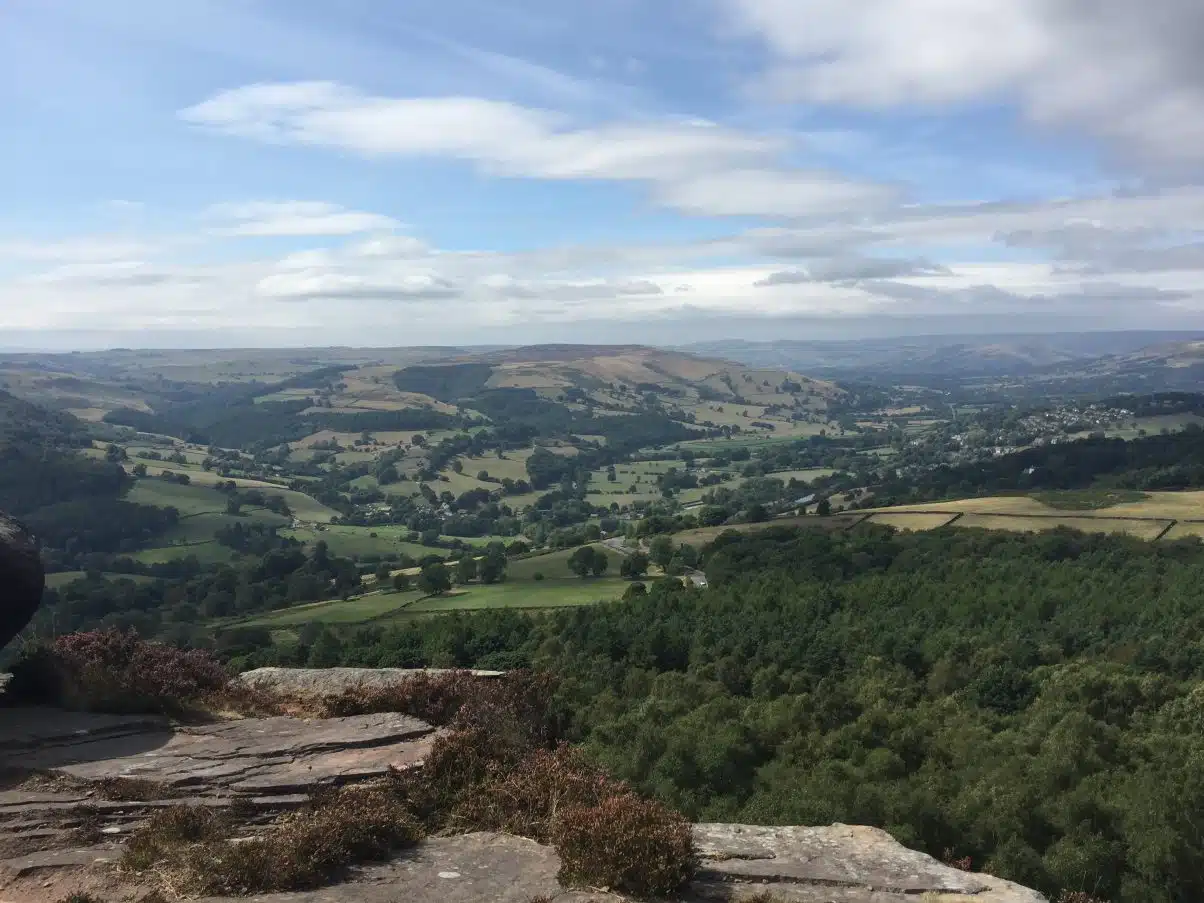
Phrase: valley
[{"left": 11, "top": 334, "right": 1204, "bottom": 903}]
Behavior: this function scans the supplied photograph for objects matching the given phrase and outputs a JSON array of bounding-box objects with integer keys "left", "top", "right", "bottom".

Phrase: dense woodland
[{"left": 211, "top": 525, "right": 1204, "bottom": 903}]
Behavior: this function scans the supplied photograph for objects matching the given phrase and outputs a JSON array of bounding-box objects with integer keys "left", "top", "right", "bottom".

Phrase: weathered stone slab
[
  {"left": 235, "top": 667, "right": 503, "bottom": 699},
  {"left": 692, "top": 824, "right": 1047, "bottom": 903},
  {"left": 39, "top": 712, "right": 435, "bottom": 792},
  {"left": 0, "top": 708, "right": 171, "bottom": 756},
  {"left": 1, "top": 708, "right": 435, "bottom": 801}
]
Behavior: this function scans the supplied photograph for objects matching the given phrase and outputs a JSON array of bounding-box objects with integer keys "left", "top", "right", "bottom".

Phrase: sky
[{"left": 5, "top": 0, "right": 1204, "bottom": 350}]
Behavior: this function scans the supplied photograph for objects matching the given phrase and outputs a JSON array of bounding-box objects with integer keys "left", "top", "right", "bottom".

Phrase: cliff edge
[{"left": 0, "top": 667, "right": 1046, "bottom": 903}]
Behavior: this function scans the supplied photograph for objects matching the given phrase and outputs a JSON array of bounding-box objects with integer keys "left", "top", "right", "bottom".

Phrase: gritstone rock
[{"left": 0, "top": 512, "right": 43, "bottom": 652}]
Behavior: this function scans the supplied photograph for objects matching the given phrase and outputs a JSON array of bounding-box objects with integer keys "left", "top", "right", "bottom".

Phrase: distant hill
[
  {"left": 396, "top": 345, "right": 842, "bottom": 405},
  {"left": 685, "top": 332, "right": 1204, "bottom": 378}
]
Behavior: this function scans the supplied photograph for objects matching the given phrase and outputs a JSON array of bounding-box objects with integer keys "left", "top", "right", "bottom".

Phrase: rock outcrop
[
  {"left": 235, "top": 667, "right": 503, "bottom": 700},
  {"left": 0, "top": 703, "right": 1047, "bottom": 903},
  {"left": 0, "top": 512, "right": 44, "bottom": 651}
]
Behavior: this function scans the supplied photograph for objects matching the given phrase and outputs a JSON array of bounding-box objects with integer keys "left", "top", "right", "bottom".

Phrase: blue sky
[{"left": 3, "top": 0, "right": 1204, "bottom": 349}]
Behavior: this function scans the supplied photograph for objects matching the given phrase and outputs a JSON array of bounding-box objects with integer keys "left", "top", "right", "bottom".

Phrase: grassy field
[
  {"left": 1029, "top": 489, "right": 1150, "bottom": 510},
  {"left": 234, "top": 574, "right": 630, "bottom": 628},
  {"left": 507, "top": 544, "right": 625, "bottom": 580},
  {"left": 864, "top": 512, "right": 959, "bottom": 531},
  {"left": 123, "top": 467, "right": 338, "bottom": 522},
  {"left": 126, "top": 480, "right": 232, "bottom": 516},
  {"left": 871, "top": 491, "right": 1204, "bottom": 520},
  {"left": 673, "top": 513, "right": 869, "bottom": 545},
  {"left": 130, "top": 542, "right": 239, "bottom": 566},
  {"left": 856, "top": 490, "right": 1204, "bottom": 541},
  {"left": 398, "top": 578, "right": 629, "bottom": 614},
  {"left": 954, "top": 513, "right": 1173, "bottom": 540},
  {"left": 282, "top": 525, "right": 440, "bottom": 560},
  {"left": 765, "top": 468, "right": 837, "bottom": 484}
]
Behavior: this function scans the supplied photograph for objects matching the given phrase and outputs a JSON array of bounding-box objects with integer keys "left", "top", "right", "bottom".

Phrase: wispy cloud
[
  {"left": 205, "top": 201, "right": 401, "bottom": 237},
  {"left": 180, "top": 82, "right": 891, "bottom": 218}
]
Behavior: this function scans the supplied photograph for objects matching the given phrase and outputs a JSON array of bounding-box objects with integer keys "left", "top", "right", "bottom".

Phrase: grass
[
  {"left": 235, "top": 591, "right": 426, "bottom": 627},
  {"left": 1031, "top": 489, "right": 1150, "bottom": 510},
  {"left": 873, "top": 491, "right": 1204, "bottom": 520},
  {"left": 955, "top": 513, "right": 1172, "bottom": 540},
  {"left": 125, "top": 468, "right": 338, "bottom": 523},
  {"left": 131, "top": 542, "right": 239, "bottom": 566},
  {"left": 672, "top": 513, "right": 868, "bottom": 545},
  {"left": 281, "top": 525, "right": 503, "bottom": 559},
  {"left": 764, "top": 468, "right": 837, "bottom": 483},
  {"left": 506, "top": 545, "right": 625, "bottom": 581},
  {"left": 232, "top": 574, "right": 632, "bottom": 628},
  {"left": 126, "top": 480, "right": 231, "bottom": 516},
  {"left": 398, "top": 578, "right": 630, "bottom": 614},
  {"left": 864, "top": 512, "right": 960, "bottom": 531}
]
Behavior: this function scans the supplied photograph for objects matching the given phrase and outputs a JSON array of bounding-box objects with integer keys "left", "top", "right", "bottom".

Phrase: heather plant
[
  {"left": 8, "top": 629, "right": 228, "bottom": 713},
  {"left": 552, "top": 793, "right": 696, "bottom": 896}
]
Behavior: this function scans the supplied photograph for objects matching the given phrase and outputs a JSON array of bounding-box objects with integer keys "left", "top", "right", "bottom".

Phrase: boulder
[
  {"left": 0, "top": 512, "right": 43, "bottom": 652},
  {"left": 235, "top": 667, "right": 503, "bottom": 700}
]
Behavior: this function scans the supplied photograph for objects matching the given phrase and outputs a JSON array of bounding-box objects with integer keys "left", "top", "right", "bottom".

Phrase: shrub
[
  {"left": 452, "top": 745, "right": 622, "bottom": 842},
  {"left": 8, "top": 630, "right": 228, "bottom": 714},
  {"left": 122, "top": 788, "right": 422, "bottom": 895},
  {"left": 186, "top": 787, "right": 422, "bottom": 895},
  {"left": 322, "top": 669, "right": 481, "bottom": 724},
  {"left": 1056, "top": 893, "right": 1109, "bottom": 903},
  {"left": 552, "top": 793, "right": 696, "bottom": 896},
  {"left": 121, "top": 805, "right": 225, "bottom": 871}
]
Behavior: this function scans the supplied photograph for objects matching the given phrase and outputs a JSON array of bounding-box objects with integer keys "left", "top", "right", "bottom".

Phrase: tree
[
  {"left": 455, "top": 555, "right": 478, "bottom": 585},
  {"left": 417, "top": 562, "right": 452, "bottom": 596},
  {"left": 649, "top": 535, "right": 674, "bottom": 569},
  {"left": 375, "top": 563, "right": 393, "bottom": 584},
  {"left": 589, "top": 547, "right": 609, "bottom": 577},
  {"left": 132, "top": 462, "right": 148, "bottom": 477},
  {"left": 568, "top": 546, "right": 596, "bottom": 579},
  {"left": 620, "top": 551, "right": 650, "bottom": 579},
  {"left": 480, "top": 545, "right": 508, "bottom": 584},
  {"left": 392, "top": 572, "right": 411, "bottom": 592},
  {"left": 676, "top": 543, "right": 699, "bottom": 569},
  {"left": 816, "top": 498, "right": 832, "bottom": 517}
]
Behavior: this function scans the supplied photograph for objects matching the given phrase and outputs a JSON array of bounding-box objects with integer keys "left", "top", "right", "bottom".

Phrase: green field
[
  {"left": 237, "top": 590, "right": 426, "bottom": 627},
  {"left": 130, "top": 542, "right": 239, "bottom": 566},
  {"left": 506, "top": 544, "right": 625, "bottom": 580},
  {"left": 400, "top": 578, "right": 629, "bottom": 614},
  {"left": 234, "top": 575, "right": 631, "bottom": 628},
  {"left": 126, "top": 480, "right": 232, "bottom": 515}
]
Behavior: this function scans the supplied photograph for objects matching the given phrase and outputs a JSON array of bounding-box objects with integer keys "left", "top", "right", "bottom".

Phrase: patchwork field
[{"left": 859, "top": 490, "right": 1204, "bottom": 541}]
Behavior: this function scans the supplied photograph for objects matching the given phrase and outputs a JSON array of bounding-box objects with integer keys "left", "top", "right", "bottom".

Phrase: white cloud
[
  {"left": 0, "top": 238, "right": 154, "bottom": 263},
  {"left": 655, "top": 169, "right": 898, "bottom": 217},
  {"left": 205, "top": 201, "right": 401, "bottom": 237},
  {"left": 726, "top": 0, "right": 1204, "bottom": 166},
  {"left": 180, "top": 82, "right": 893, "bottom": 218}
]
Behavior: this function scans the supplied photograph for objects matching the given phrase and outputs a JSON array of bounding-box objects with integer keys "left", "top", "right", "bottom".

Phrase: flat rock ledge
[
  {"left": 234, "top": 667, "right": 504, "bottom": 700},
  {"left": 0, "top": 705, "right": 1045, "bottom": 903}
]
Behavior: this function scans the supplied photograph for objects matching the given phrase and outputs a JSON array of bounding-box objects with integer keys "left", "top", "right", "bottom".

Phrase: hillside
[{"left": 688, "top": 334, "right": 1204, "bottom": 382}]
